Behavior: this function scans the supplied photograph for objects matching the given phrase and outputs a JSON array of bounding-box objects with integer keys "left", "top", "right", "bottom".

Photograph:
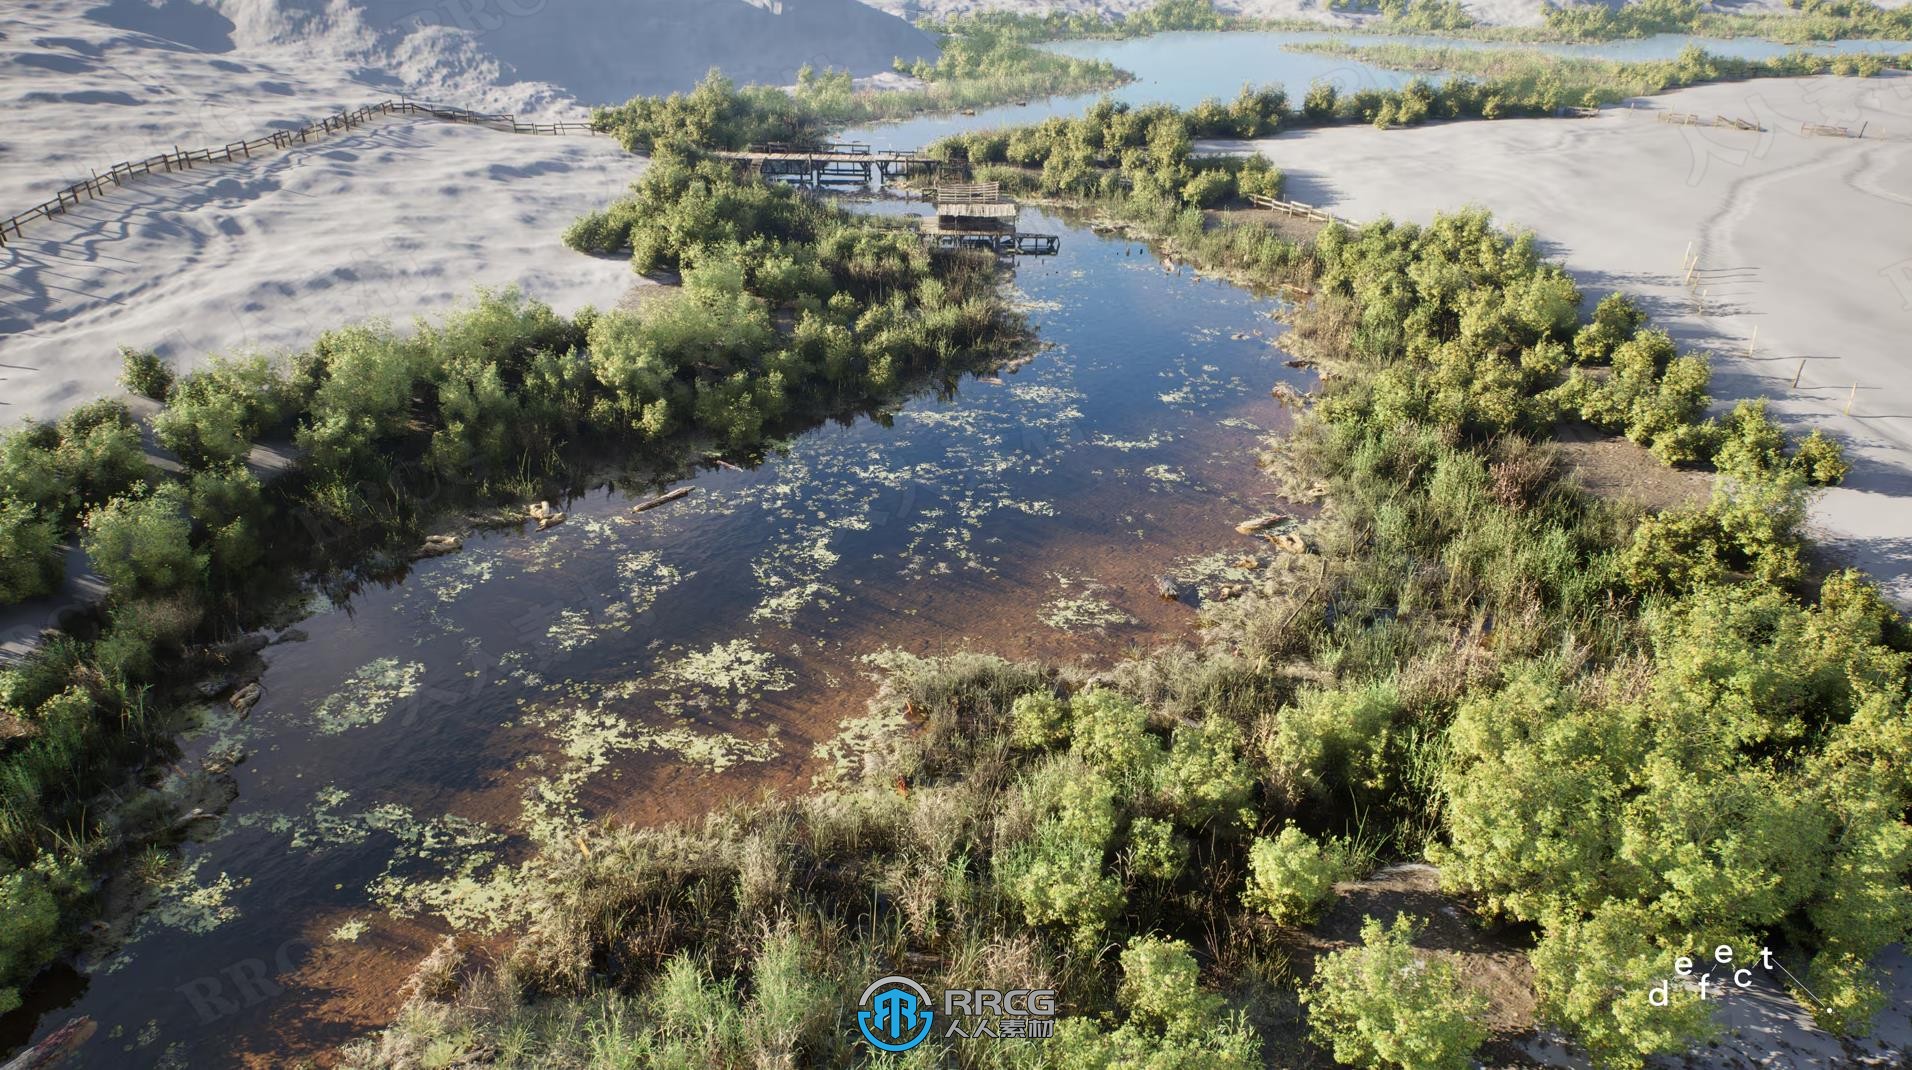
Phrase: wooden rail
[
  {"left": 1657, "top": 112, "right": 1764, "bottom": 132},
  {"left": 934, "top": 181, "right": 1002, "bottom": 204},
  {"left": 1246, "top": 194, "right": 1358, "bottom": 227},
  {"left": 1802, "top": 121, "right": 1866, "bottom": 138},
  {"left": 0, "top": 97, "right": 597, "bottom": 247}
]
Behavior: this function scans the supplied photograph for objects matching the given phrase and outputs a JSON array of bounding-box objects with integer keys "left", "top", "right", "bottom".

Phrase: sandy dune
[
  {"left": 1222, "top": 74, "right": 1912, "bottom": 603},
  {"left": 0, "top": 2, "right": 650, "bottom": 429},
  {"left": 0, "top": 118, "right": 642, "bottom": 422}
]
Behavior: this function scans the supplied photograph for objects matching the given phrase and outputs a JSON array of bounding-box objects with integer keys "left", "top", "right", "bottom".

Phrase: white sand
[
  {"left": 0, "top": 118, "right": 642, "bottom": 421},
  {"left": 0, "top": 1, "right": 654, "bottom": 428},
  {"left": 1222, "top": 74, "right": 1912, "bottom": 603}
]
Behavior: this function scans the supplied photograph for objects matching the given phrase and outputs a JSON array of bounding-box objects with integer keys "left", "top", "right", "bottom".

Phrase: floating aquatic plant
[{"left": 310, "top": 657, "right": 426, "bottom": 735}]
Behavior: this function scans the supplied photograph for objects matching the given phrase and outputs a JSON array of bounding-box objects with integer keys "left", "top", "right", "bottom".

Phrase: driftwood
[
  {"left": 1234, "top": 513, "right": 1290, "bottom": 536},
  {"left": 417, "top": 534, "right": 462, "bottom": 558},
  {"left": 1270, "top": 382, "right": 1306, "bottom": 408},
  {"left": 528, "top": 501, "right": 566, "bottom": 529},
  {"left": 229, "top": 682, "right": 263, "bottom": 713},
  {"left": 3, "top": 1017, "right": 95, "bottom": 1070},
  {"left": 1264, "top": 532, "right": 1309, "bottom": 555},
  {"left": 631, "top": 486, "right": 694, "bottom": 513}
]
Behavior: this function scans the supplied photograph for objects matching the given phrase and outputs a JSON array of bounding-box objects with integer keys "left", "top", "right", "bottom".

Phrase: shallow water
[
  {"left": 842, "top": 29, "right": 1912, "bottom": 147},
  {"left": 14, "top": 205, "right": 1312, "bottom": 1067}
]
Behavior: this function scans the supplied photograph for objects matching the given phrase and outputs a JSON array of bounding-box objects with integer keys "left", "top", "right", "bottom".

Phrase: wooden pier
[
  {"left": 920, "top": 182, "right": 1059, "bottom": 256},
  {"left": 715, "top": 142, "right": 937, "bottom": 185}
]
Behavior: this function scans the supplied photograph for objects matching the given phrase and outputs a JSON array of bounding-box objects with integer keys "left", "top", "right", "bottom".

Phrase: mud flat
[{"left": 1233, "top": 73, "right": 1912, "bottom": 603}]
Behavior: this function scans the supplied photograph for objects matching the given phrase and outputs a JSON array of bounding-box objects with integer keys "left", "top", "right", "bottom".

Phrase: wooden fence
[
  {"left": 1802, "top": 121, "right": 1867, "bottom": 139},
  {"left": 0, "top": 98, "right": 598, "bottom": 247},
  {"left": 1246, "top": 193, "right": 1359, "bottom": 228},
  {"left": 1657, "top": 112, "right": 1764, "bottom": 132}
]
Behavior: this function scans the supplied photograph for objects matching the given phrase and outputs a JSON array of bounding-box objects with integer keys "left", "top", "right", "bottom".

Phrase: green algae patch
[
  {"left": 310, "top": 658, "right": 426, "bottom": 735},
  {"left": 140, "top": 859, "right": 250, "bottom": 937},
  {"left": 661, "top": 639, "right": 795, "bottom": 695},
  {"left": 813, "top": 707, "right": 910, "bottom": 785},
  {"left": 1039, "top": 574, "right": 1135, "bottom": 633}
]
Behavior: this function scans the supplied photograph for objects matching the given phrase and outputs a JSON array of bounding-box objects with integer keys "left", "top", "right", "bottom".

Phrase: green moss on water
[{"left": 310, "top": 658, "right": 426, "bottom": 735}]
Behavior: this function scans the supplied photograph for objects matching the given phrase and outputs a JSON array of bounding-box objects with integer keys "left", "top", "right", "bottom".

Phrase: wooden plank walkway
[{"left": 0, "top": 97, "right": 597, "bottom": 247}]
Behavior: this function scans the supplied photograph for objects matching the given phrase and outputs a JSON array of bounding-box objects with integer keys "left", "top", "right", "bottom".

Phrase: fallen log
[
  {"left": 631, "top": 486, "right": 694, "bottom": 513},
  {"left": 417, "top": 534, "right": 462, "bottom": 558},
  {"left": 1234, "top": 513, "right": 1291, "bottom": 535},
  {"left": 3, "top": 1017, "right": 95, "bottom": 1070}
]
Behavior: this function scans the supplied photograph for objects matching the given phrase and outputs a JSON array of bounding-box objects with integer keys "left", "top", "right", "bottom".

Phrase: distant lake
[{"left": 841, "top": 29, "right": 1912, "bottom": 147}]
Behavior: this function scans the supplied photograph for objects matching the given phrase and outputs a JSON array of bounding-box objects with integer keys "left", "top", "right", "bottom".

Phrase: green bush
[
  {"left": 1243, "top": 825, "right": 1350, "bottom": 925},
  {"left": 1265, "top": 682, "right": 1404, "bottom": 804},
  {"left": 1302, "top": 913, "right": 1488, "bottom": 1070},
  {"left": 1125, "top": 815, "right": 1187, "bottom": 881},
  {"left": 118, "top": 346, "right": 174, "bottom": 400},
  {"left": 997, "top": 758, "right": 1122, "bottom": 945},
  {"left": 0, "top": 852, "right": 84, "bottom": 1016},
  {"left": 1789, "top": 428, "right": 1850, "bottom": 485},
  {"left": 55, "top": 400, "right": 149, "bottom": 510},
  {"left": 1067, "top": 688, "right": 1165, "bottom": 792},
  {"left": 1156, "top": 714, "right": 1253, "bottom": 827},
  {"left": 1047, "top": 936, "right": 1262, "bottom": 1068},
  {"left": 0, "top": 501, "right": 64, "bottom": 605},
  {"left": 1008, "top": 691, "right": 1069, "bottom": 749},
  {"left": 0, "top": 424, "right": 71, "bottom": 518},
  {"left": 81, "top": 486, "right": 206, "bottom": 599}
]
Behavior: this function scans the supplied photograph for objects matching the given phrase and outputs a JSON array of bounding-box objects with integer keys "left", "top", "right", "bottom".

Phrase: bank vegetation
[{"left": 341, "top": 98, "right": 1906, "bottom": 1070}]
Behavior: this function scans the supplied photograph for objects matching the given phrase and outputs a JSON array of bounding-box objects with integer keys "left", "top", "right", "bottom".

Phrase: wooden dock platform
[{"left": 920, "top": 182, "right": 1058, "bottom": 256}]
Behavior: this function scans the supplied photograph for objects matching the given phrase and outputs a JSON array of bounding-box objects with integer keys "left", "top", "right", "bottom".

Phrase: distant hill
[{"left": 91, "top": 0, "right": 940, "bottom": 109}]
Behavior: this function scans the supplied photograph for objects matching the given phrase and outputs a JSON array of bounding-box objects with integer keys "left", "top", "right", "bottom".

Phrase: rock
[
  {"left": 528, "top": 501, "right": 567, "bottom": 529},
  {"left": 1152, "top": 575, "right": 1181, "bottom": 601},
  {"left": 1236, "top": 557, "right": 1261, "bottom": 570},
  {"left": 193, "top": 675, "right": 234, "bottom": 700},
  {"left": 214, "top": 631, "right": 270, "bottom": 660},
  {"left": 275, "top": 627, "right": 309, "bottom": 645},
  {"left": 418, "top": 534, "right": 462, "bottom": 558},
  {"left": 1234, "top": 513, "right": 1291, "bottom": 535},
  {"left": 202, "top": 746, "right": 247, "bottom": 776},
  {"left": 1270, "top": 382, "right": 1305, "bottom": 408},
  {"left": 229, "top": 682, "right": 262, "bottom": 713},
  {"left": 631, "top": 486, "right": 693, "bottom": 513},
  {"left": 1208, "top": 583, "right": 1248, "bottom": 602}
]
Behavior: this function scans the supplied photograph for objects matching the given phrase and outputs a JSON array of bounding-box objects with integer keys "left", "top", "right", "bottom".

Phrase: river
[{"left": 12, "top": 23, "right": 1912, "bottom": 1066}]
